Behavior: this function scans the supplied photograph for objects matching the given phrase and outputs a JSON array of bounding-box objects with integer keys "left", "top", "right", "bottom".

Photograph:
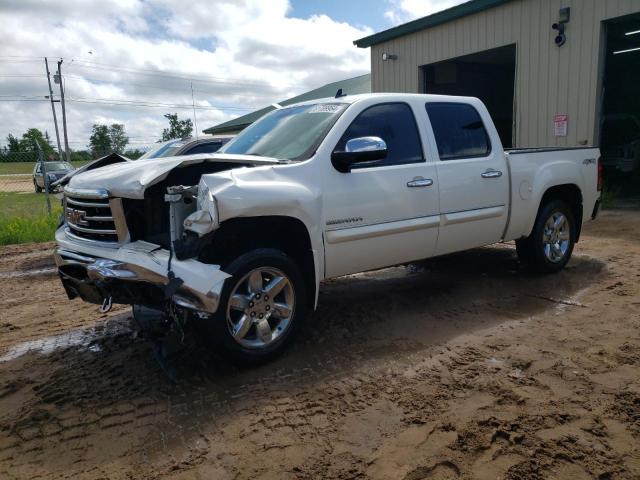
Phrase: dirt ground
[
  {"left": 0, "top": 175, "right": 32, "bottom": 193},
  {"left": 0, "top": 209, "right": 639, "bottom": 479}
]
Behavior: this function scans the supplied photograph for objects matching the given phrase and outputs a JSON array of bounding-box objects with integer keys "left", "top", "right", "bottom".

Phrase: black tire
[
  {"left": 34, "top": 181, "right": 42, "bottom": 193},
  {"left": 516, "top": 199, "right": 575, "bottom": 273},
  {"left": 205, "top": 248, "right": 307, "bottom": 365}
]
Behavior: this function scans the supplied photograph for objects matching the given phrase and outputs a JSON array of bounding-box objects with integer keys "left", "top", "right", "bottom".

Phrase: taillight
[{"left": 597, "top": 156, "right": 603, "bottom": 192}]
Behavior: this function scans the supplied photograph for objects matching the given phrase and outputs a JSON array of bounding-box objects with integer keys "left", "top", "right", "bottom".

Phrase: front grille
[{"left": 64, "top": 189, "right": 121, "bottom": 243}]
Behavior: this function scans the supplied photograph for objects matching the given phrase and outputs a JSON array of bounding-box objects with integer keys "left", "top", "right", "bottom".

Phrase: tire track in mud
[
  {"left": 0, "top": 268, "right": 56, "bottom": 279},
  {"left": 1, "top": 213, "right": 639, "bottom": 479},
  {"left": 2, "top": 255, "right": 610, "bottom": 478}
]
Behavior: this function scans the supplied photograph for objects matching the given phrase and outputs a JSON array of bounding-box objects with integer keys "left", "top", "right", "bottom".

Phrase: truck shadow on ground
[{"left": 0, "top": 246, "right": 606, "bottom": 472}]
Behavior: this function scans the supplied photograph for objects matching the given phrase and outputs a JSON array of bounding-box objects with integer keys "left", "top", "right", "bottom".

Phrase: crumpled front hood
[
  {"left": 54, "top": 152, "right": 131, "bottom": 188},
  {"left": 67, "top": 152, "right": 281, "bottom": 199}
]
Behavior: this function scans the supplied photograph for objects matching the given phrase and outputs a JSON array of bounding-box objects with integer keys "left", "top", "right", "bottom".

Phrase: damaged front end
[
  {"left": 54, "top": 154, "right": 275, "bottom": 316},
  {"left": 54, "top": 236, "right": 230, "bottom": 314},
  {"left": 54, "top": 181, "right": 228, "bottom": 314}
]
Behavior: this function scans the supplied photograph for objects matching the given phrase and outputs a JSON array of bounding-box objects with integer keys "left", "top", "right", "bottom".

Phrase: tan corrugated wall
[{"left": 370, "top": 0, "right": 640, "bottom": 148}]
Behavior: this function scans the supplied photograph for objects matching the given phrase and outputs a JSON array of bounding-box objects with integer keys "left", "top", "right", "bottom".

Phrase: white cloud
[
  {"left": 0, "top": 0, "right": 371, "bottom": 152},
  {"left": 384, "top": 0, "right": 466, "bottom": 26}
]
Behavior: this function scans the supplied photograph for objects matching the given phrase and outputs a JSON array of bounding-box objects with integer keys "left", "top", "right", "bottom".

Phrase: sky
[{"left": 0, "top": 0, "right": 464, "bottom": 152}]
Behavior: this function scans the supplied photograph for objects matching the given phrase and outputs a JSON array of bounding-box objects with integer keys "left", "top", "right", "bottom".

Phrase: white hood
[{"left": 67, "top": 153, "right": 281, "bottom": 199}]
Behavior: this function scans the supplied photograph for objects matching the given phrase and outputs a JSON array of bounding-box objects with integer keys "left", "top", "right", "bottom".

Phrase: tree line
[{"left": 0, "top": 113, "right": 194, "bottom": 162}]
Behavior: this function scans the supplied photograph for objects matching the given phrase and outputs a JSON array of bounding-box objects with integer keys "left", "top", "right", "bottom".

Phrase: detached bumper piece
[{"left": 54, "top": 248, "right": 225, "bottom": 314}]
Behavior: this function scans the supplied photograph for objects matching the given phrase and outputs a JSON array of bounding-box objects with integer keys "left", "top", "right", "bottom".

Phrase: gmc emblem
[{"left": 66, "top": 208, "right": 89, "bottom": 226}]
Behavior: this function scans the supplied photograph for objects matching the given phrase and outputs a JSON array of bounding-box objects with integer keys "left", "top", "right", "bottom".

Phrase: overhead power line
[
  {"left": 62, "top": 74, "right": 269, "bottom": 105},
  {"left": 0, "top": 95, "right": 252, "bottom": 112},
  {"left": 0, "top": 74, "right": 46, "bottom": 78},
  {"left": 66, "top": 59, "right": 298, "bottom": 89},
  {"left": 69, "top": 96, "right": 252, "bottom": 110}
]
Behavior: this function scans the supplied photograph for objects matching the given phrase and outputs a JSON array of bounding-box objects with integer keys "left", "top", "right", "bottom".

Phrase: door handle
[
  {"left": 481, "top": 169, "right": 502, "bottom": 178},
  {"left": 407, "top": 177, "right": 434, "bottom": 188}
]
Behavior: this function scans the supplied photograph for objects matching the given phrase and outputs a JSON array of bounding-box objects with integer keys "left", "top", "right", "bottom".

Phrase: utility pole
[
  {"left": 36, "top": 141, "right": 52, "bottom": 215},
  {"left": 44, "top": 57, "right": 63, "bottom": 158},
  {"left": 56, "top": 58, "right": 71, "bottom": 162},
  {"left": 190, "top": 82, "right": 198, "bottom": 140}
]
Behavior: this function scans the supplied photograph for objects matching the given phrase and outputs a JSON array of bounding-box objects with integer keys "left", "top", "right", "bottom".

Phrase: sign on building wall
[{"left": 554, "top": 114, "right": 568, "bottom": 137}]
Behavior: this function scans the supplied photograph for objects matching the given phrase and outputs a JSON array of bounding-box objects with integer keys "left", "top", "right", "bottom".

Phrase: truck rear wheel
[
  {"left": 516, "top": 199, "right": 575, "bottom": 273},
  {"left": 207, "top": 248, "right": 307, "bottom": 365}
]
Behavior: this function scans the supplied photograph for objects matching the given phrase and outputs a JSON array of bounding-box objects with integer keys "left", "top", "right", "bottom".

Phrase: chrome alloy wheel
[
  {"left": 226, "top": 267, "right": 295, "bottom": 349},
  {"left": 542, "top": 212, "right": 570, "bottom": 263}
]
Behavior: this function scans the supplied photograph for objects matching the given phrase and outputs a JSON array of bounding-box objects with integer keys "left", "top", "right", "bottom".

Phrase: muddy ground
[{"left": 0, "top": 209, "right": 639, "bottom": 479}]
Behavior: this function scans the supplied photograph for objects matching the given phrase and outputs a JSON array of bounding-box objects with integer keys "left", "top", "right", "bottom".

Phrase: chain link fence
[
  {"left": 0, "top": 151, "right": 99, "bottom": 194},
  {"left": 0, "top": 151, "right": 40, "bottom": 194},
  {"left": 0, "top": 150, "right": 114, "bottom": 245}
]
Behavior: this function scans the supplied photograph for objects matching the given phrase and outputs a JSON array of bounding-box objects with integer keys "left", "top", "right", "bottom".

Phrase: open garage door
[
  {"left": 600, "top": 13, "right": 640, "bottom": 197},
  {"left": 422, "top": 44, "right": 516, "bottom": 148}
]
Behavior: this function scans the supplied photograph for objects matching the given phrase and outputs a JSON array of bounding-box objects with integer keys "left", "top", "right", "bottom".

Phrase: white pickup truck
[{"left": 55, "top": 93, "right": 602, "bottom": 363}]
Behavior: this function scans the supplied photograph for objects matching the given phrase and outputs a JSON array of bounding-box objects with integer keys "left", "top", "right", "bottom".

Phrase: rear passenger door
[
  {"left": 425, "top": 102, "right": 509, "bottom": 255},
  {"left": 323, "top": 102, "right": 440, "bottom": 277}
]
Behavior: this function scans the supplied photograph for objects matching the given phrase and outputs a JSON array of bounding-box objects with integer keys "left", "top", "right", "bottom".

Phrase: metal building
[{"left": 354, "top": 0, "right": 640, "bottom": 166}]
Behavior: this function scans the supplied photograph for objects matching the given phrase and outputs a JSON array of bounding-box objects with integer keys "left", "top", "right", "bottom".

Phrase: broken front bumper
[{"left": 54, "top": 228, "right": 230, "bottom": 314}]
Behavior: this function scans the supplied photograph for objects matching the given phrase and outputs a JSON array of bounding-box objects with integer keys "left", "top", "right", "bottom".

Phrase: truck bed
[{"left": 504, "top": 147, "right": 600, "bottom": 242}]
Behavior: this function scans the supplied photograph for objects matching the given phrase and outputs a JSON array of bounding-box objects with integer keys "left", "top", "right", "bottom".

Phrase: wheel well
[
  {"left": 199, "top": 216, "right": 316, "bottom": 308},
  {"left": 539, "top": 184, "right": 583, "bottom": 241}
]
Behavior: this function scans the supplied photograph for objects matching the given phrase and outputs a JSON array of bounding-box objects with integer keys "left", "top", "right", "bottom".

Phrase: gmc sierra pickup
[{"left": 55, "top": 93, "right": 602, "bottom": 363}]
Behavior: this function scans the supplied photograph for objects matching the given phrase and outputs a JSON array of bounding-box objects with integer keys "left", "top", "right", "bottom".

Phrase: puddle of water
[
  {"left": 0, "top": 267, "right": 57, "bottom": 279},
  {"left": 0, "top": 322, "right": 128, "bottom": 362}
]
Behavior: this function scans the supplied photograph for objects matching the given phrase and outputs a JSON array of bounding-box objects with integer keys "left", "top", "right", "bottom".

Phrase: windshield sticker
[{"left": 308, "top": 104, "right": 342, "bottom": 114}]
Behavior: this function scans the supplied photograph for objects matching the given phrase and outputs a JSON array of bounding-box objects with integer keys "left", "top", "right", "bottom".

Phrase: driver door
[{"left": 322, "top": 102, "right": 440, "bottom": 278}]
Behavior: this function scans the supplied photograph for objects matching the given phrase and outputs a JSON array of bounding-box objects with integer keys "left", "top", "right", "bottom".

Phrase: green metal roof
[
  {"left": 354, "top": 0, "right": 513, "bottom": 48},
  {"left": 203, "top": 73, "right": 371, "bottom": 135}
]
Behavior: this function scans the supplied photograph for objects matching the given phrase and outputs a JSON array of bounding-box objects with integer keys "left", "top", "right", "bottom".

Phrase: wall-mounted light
[
  {"left": 382, "top": 52, "right": 398, "bottom": 61},
  {"left": 552, "top": 7, "right": 570, "bottom": 47}
]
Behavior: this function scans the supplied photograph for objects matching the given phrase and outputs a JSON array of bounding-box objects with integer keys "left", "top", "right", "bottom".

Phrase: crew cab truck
[{"left": 54, "top": 93, "right": 602, "bottom": 363}]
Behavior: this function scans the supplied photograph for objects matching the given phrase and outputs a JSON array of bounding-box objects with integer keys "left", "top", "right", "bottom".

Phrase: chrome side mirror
[
  {"left": 331, "top": 136, "right": 388, "bottom": 173},
  {"left": 345, "top": 136, "right": 387, "bottom": 153}
]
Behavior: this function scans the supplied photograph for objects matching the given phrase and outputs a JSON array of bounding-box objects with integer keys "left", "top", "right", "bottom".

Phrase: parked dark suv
[{"left": 33, "top": 161, "right": 75, "bottom": 193}]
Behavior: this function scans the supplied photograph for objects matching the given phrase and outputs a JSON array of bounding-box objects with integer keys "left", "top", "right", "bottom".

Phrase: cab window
[
  {"left": 425, "top": 103, "right": 491, "bottom": 160},
  {"left": 334, "top": 102, "right": 424, "bottom": 168}
]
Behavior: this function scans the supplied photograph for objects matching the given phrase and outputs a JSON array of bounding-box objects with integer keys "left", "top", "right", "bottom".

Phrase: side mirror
[{"left": 331, "top": 136, "right": 388, "bottom": 173}]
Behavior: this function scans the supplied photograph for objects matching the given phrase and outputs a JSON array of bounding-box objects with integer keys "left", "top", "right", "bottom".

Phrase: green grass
[
  {"left": 0, "top": 192, "right": 63, "bottom": 245},
  {"left": 0, "top": 160, "right": 89, "bottom": 175}
]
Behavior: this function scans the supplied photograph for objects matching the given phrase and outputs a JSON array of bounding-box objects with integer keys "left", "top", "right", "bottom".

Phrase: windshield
[
  {"left": 45, "top": 162, "right": 73, "bottom": 171},
  {"left": 221, "top": 103, "right": 348, "bottom": 161},
  {"left": 139, "top": 139, "right": 187, "bottom": 159}
]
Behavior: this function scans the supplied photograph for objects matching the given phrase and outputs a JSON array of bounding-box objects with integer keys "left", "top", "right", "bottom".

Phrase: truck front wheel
[
  {"left": 516, "top": 199, "right": 576, "bottom": 273},
  {"left": 207, "top": 248, "right": 307, "bottom": 364}
]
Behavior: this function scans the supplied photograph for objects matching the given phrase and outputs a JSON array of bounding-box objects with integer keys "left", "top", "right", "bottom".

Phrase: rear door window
[{"left": 425, "top": 103, "right": 491, "bottom": 160}]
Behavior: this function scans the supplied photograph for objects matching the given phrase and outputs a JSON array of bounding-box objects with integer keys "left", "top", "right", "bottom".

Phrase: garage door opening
[
  {"left": 421, "top": 44, "right": 516, "bottom": 148},
  {"left": 600, "top": 13, "right": 640, "bottom": 196}
]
